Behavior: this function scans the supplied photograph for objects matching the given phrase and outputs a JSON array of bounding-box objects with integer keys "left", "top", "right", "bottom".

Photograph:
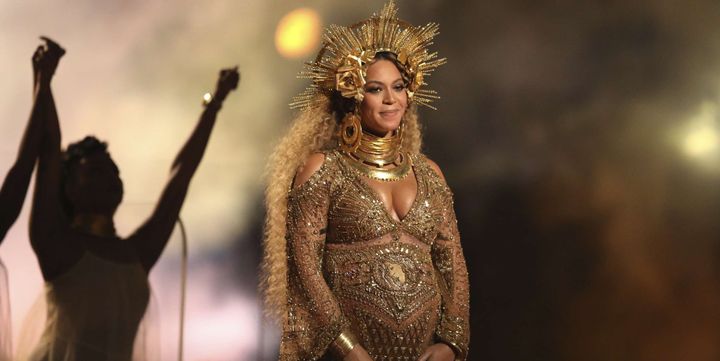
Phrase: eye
[
  {"left": 365, "top": 86, "right": 382, "bottom": 94},
  {"left": 393, "top": 83, "right": 406, "bottom": 91}
]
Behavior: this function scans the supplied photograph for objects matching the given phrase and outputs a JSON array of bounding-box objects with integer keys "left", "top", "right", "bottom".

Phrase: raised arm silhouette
[{"left": 25, "top": 36, "right": 239, "bottom": 361}]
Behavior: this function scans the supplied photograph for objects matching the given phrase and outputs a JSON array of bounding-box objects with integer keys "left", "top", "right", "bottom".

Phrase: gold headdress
[{"left": 291, "top": 0, "right": 447, "bottom": 110}]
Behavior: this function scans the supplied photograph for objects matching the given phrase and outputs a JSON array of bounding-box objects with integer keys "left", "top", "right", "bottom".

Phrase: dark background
[{"left": 411, "top": 1, "right": 720, "bottom": 360}]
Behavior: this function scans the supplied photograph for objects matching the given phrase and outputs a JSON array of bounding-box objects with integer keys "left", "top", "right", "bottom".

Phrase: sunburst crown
[{"left": 291, "top": 0, "right": 447, "bottom": 110}]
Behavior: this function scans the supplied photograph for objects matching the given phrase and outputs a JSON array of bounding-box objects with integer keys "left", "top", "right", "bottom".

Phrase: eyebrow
[{"left": 365, "top": 78, "right": 404, "bottom": 86}]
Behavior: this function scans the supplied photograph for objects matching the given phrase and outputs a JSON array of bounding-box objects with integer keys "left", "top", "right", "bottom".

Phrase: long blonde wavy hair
[{"left": 262, "top": 91, "right": 424, "bottom": 323}]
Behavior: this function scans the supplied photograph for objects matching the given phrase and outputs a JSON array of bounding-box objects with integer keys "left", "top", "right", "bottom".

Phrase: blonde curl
[{"left": 262, "top": 95, "right": 423, "bottom": 324}]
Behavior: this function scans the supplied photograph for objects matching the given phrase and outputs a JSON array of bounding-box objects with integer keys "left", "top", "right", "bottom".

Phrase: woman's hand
[
  {"left": 417, "top": 343, "right": 455, "bottom": 361},
  {"left": 212, "top": 66, "right": 240, "bottom": 103},
  {"left": 33, "top": 36, "right": 65, "bottom": 86},
  {"left": 343, "top": 345, "right": 373, "bottom": 361}
]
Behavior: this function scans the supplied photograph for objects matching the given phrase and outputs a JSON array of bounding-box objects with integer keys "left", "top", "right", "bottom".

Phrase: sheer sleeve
[
  {"left": 280, "top": 156, "right": 350, "bottom": 361},
  {"left": 431, "top": 182, "right": 470, "bottom": 361}
]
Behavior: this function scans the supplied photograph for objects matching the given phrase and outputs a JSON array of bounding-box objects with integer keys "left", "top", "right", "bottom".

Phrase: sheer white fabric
[
  {"left": 15, "top": 253, "right": 157, "bottom": 361},
  {"left": 0, "top": 258, "right": 11, "bottom": 361},
  {"left": 132, "top": 291, "right": 160, "bottom": 361}
]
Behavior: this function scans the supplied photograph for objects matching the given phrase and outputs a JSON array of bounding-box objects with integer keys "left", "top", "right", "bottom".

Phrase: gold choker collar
[{"left": 342, "top": 128, "right": 411, "bottom": 182}]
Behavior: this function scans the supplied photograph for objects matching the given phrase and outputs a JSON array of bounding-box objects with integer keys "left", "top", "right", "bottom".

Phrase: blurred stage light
[
  {"left": 683, "top": 101, "right": 719, "bottom": 159},
  {"left": 275, "top": 8, "right": 321, "bottom": 59},
  {"left": 685, "top": 126, "right": 718, "bottom": 157}
]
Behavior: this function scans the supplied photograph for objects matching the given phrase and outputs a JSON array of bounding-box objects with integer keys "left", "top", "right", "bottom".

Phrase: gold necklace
[{"left": 341, "top": 127, "right": 411, "bottom": 182}]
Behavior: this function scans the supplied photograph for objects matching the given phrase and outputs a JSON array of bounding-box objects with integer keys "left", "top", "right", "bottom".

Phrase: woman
[
  {"left": 0, "top": 38, "right": 57, "bottom": 361},
  {"left": 23, "top": 38, "right": 239, "bottom": 361},
  {"left": 262, "top": 2, "right": 469, "bottom": 361}
]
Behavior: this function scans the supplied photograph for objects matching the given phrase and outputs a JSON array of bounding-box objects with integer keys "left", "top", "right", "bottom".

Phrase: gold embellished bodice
[{"left": 280, "top": 150, "right": 469, "bottom": 361}]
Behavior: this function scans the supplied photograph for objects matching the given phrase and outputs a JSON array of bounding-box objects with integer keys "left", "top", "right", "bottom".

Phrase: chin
[
  {"left": 363, "top": 116, "right": 403, "bottom": 136},
  {"left": 385, "top": 121, "right": 402, "bottom": 133},
  {"left": 380, "top": 118, "right": 403, "bottom": 131},
  {"left": 93, "top": 197, "right": 122, "bottom": 214}
]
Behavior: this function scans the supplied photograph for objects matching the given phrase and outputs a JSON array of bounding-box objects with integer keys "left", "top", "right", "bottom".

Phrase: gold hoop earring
[{"left": 339, "top": 112, "right": 362, "bottom": 153}]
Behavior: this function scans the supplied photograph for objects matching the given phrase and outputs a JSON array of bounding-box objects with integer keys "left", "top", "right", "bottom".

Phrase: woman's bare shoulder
[{"left": 293, "top": 152, "right": 327, "bottom": 188}]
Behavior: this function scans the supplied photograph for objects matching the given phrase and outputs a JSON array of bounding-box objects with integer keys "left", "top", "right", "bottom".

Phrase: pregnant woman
[{"left": 262, "top": 2, "right": 470, "bottom": 360}]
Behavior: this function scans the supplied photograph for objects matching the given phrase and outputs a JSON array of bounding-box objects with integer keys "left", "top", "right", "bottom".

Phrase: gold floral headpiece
[{"left": 290, "top": 0, "right": 447, "bottom": 110}]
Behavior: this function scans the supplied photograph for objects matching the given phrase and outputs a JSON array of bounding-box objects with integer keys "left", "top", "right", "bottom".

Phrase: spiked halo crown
[{"left": 290, "top": 0, "right": 447, "bottom": 110}]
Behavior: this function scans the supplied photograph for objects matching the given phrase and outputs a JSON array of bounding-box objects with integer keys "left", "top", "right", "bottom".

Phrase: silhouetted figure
[
  {"left": 0, "top": 38, "right": 55, "bottom": 361},
  {"left": 21, "top": 37, "right": 239, "bottom": 361}
]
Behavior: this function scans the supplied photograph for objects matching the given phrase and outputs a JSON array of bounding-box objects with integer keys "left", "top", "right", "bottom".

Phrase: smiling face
[{"left": 359, "top": 59, "right": 408, "bottom": 136}]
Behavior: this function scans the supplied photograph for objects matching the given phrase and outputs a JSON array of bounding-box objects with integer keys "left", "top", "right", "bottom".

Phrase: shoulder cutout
[
  {"left": 292, "top": 152, "right": 326, "bottom": 189},
  {"left": 424, "top": 157, "right": 447, "bottom": 183}
]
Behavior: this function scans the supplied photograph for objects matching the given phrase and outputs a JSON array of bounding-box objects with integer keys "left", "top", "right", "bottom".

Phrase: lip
[{"left": 380, "top": 109, "right": 400, "bottom": 117}]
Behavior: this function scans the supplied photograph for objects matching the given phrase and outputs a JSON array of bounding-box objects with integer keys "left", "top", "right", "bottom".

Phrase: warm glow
[
  {"left": 685, "top": 127, "right": 718, "bottom": 157},
  {"left": 683, "top": 101, "right": 719, "bottom": 158},
  {"left": 275, "top": 8, "right": 321, "bottom": 59}
]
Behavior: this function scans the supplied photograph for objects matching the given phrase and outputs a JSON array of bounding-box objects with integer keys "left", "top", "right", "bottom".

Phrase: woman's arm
[
  {"left": 427, "top": 160, "right": 470, "bottom": 361},
  {"left": 129, "top": 68, "right": 239, "bottom": 272},
  {"left": 0, "top": 46, "right": 48, "bottom": 242},
  {"left": 29, "top": 38, "right": 77, "bottom": 279},
  {"left": 282, "top": 153, "right": 372, "bottom": 361}
]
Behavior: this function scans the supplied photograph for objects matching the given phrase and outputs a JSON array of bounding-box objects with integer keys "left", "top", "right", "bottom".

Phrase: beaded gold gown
[{"left": 281, "top": 150, "right": 469, "bottom": 361}]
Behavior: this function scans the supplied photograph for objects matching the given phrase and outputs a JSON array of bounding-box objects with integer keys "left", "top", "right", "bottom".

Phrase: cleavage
[{"left": 363, "top": 169, "right": 418, "bottom": 222}]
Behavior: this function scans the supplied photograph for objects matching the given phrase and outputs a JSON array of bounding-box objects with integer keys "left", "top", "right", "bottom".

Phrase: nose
[{"left": 382, "top": 89, "right": 397, "bottom": 104}]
